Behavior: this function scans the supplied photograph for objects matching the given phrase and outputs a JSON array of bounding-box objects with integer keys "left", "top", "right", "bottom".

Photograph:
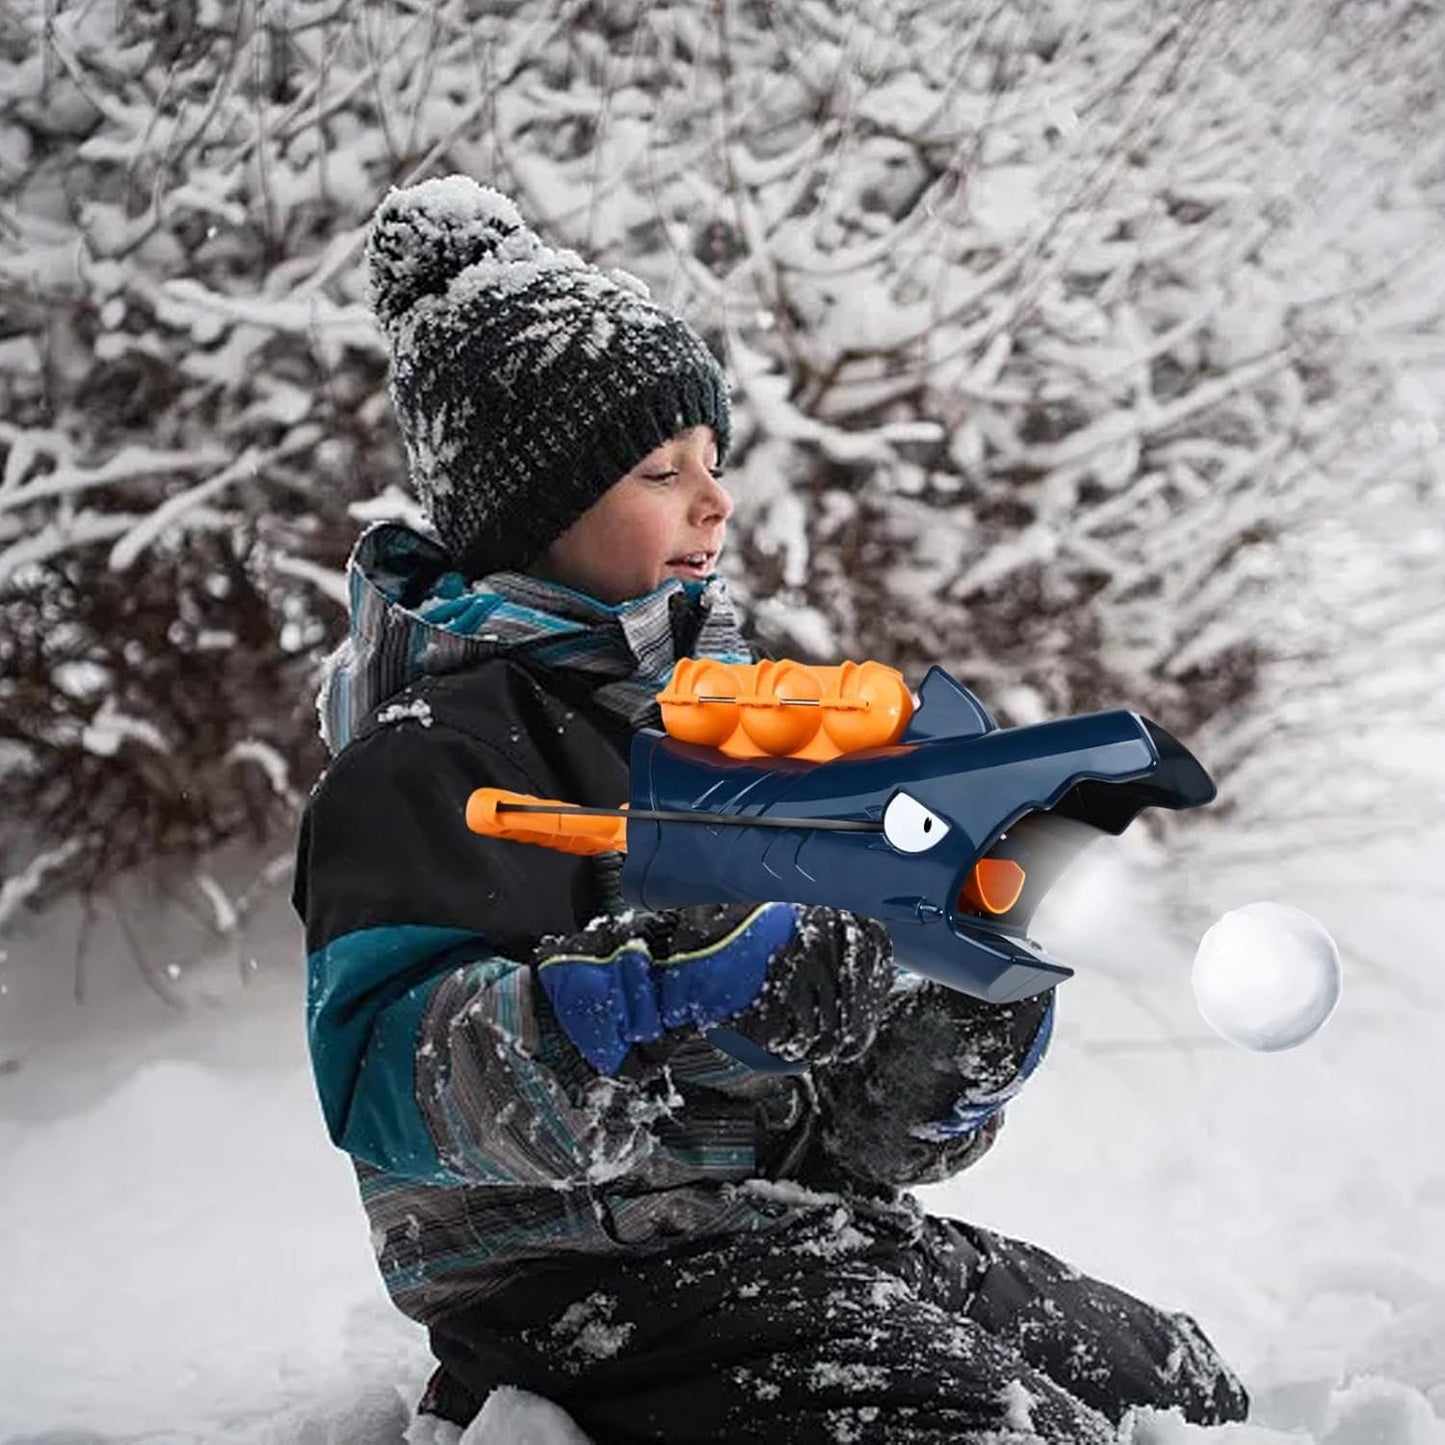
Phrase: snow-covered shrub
[
  {"left": 0, "top": 0, "right": 1439, "bottom": 914},
  {"left": 0, "top": 0, "right": 401, "bottom": 910}
]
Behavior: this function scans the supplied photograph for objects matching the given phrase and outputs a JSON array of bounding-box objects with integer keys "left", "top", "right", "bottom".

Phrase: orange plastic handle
[
  {"left": 465, "top": 788, "right": 628, "bottom": 856},
  {"left": 657, "top": 659, "right": 913, "bottom": 760}
]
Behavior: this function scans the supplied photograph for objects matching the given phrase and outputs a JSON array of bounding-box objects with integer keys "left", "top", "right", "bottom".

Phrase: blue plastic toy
[{"left": 468, "top": 662, "right": 1216, "bottom": 1005}]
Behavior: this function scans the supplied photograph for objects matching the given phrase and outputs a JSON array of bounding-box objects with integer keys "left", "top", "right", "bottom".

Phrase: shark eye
[{"left": 882, "top": 791, "right": 951, "bottom": 853}]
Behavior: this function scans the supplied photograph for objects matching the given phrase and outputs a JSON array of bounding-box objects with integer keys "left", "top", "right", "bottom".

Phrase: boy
[{"left": 293, "top": 177, "right": 1248, "bottom": 1442}]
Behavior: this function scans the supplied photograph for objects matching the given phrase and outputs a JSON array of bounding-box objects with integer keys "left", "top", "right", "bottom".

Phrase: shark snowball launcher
[{"left": 466, "top": 660, "right": 1217, "bottom": 1004}]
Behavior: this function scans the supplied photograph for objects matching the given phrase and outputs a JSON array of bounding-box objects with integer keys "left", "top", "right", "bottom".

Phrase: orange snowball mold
[{"left": 656, "top": 659, "right": 914, "bottom": 761}]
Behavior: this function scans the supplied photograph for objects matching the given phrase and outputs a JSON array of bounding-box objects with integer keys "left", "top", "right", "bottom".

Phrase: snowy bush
[{"left": 0, "top": 0, "right": 1440, "bottom": 916}]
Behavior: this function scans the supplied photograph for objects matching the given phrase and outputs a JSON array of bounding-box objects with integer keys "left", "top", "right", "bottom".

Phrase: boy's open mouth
[{"left": 666, "top": 551, "right": 718, "bottom": 575}]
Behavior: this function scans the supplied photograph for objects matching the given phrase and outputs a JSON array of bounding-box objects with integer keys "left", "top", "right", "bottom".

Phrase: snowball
[{"left": 1192, "top": 902, "right": 1342, "bottom": 1051}]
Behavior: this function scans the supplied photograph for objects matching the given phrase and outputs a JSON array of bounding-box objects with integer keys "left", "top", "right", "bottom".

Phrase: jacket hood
[
  {"left": 315, "top": 522, "right": 748, "bottom": 756},
  {"left": 316, "top": 522, "right": 497, "bottom": 755}
]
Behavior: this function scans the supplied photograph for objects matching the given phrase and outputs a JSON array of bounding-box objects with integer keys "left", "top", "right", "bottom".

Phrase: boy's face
[{"left": 532, "top": 426, "right": 733, "bottom": 604}]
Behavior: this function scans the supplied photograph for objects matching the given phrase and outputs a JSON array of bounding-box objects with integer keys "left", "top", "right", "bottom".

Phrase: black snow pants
[{"left": 419, "top": 1208, "right": 1249, "bottom": 1443}]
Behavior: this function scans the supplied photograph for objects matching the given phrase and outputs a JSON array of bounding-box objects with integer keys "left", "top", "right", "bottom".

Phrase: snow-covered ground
[
  {"left": 0, "top": 878, "right": 433, "bottom": 1445},
  {"left": 1, "top": 805, "right": 1441, "bottom": 1444}
]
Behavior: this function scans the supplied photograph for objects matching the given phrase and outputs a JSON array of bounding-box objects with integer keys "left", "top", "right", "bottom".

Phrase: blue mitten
[
  {"left": 532, "top": 902, "right": 799, "bottom": 1074},
  {"left": 532, "top": 902, "right": 894, "bottom": 1076}
]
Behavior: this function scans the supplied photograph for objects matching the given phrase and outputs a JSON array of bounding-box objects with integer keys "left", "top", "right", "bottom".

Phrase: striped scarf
[{"left": 319, "top": 523, "right": 753, "bottom": 754}]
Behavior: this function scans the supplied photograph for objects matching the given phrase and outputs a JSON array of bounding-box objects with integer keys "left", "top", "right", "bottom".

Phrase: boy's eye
[{"left": 637, "top": 465, "right": 724, "bottom": 483}]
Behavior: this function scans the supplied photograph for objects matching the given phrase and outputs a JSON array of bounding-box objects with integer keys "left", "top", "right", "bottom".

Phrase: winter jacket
[{"left": 292, "top": 524, "right": 1053, "bottom": 1332}]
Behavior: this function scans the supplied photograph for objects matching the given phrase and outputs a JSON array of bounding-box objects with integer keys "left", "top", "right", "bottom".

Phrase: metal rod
[
  {"left": 496, "top": 802, "right": 883, "bottom": 833},
  {"left": 694, "top": 695, "right": 822, "bottom": 705}
]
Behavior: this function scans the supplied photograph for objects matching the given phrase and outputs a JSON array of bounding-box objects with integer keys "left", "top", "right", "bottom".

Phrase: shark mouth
[
  {"left": 947, "top": 720, "right": 1217, "bottom": 935},
  {"left": 950, "top": 811, "right": 1109, "bottom": 933}
]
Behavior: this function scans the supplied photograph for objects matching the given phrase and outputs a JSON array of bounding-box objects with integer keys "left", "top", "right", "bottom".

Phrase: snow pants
[{"left": 419, "top": 1208, "right": 1248, "bottom": 1443}]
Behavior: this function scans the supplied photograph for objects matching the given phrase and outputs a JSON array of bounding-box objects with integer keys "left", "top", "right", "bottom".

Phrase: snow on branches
[{"left": 0, "top": 0, "right": 1440, "bottom": 909}]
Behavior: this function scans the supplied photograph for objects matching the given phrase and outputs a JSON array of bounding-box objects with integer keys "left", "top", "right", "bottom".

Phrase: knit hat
[{"left": 364, "top": 177, "right": 733, "bottom": 578}]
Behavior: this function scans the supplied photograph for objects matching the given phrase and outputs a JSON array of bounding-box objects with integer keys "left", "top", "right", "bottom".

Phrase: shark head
[{"left": 623, "top": 667, "right": 1215, "bottom": 1002}]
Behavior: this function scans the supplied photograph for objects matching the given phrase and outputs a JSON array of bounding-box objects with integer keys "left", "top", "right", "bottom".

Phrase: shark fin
[{"left": 900, "top": 666, "right": 997, "bottom": 744}]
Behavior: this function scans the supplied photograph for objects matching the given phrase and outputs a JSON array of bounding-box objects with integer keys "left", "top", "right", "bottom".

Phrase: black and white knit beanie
[{"left": 364, "top": 177, "right": 733, "bottom": 578}]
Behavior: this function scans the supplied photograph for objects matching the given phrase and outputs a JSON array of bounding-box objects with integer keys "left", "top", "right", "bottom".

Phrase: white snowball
[{"left": 1192, "top": 902, "right": 1342, "bottom": 1051}]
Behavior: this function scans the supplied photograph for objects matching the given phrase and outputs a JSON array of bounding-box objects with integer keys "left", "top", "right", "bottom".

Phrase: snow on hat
[{"left": 365, "top": 176, "right": 732, "bottom": 577}]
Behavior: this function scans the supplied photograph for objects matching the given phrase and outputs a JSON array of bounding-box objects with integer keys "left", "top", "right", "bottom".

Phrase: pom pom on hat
[
  {"left": 366, "top": 178, "right": 525, "bottom": 334},
  {"left": 364, "top": 175, "right": 731, "bottom": 579}
]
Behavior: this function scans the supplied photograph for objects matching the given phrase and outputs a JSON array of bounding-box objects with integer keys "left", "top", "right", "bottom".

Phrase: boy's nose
[{"left": 692, "top": 467, "right": 734, "bottom": 523}]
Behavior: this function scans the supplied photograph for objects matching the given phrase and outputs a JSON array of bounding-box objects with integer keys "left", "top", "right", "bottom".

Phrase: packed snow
[{"left": 1191, "top": 903, "right": 1343, "bottom": 1052}]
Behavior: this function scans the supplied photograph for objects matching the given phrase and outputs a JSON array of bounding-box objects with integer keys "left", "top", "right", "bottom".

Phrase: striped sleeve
[
  {"left": 306, "top": 923, "right": 495, "bottom": 1183},
  {"left": 414, "top": 956, "right": 668, "bottom": 1184},
  {"left": 296, "top": 709, "right": 648, "bottom": 1186}
]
